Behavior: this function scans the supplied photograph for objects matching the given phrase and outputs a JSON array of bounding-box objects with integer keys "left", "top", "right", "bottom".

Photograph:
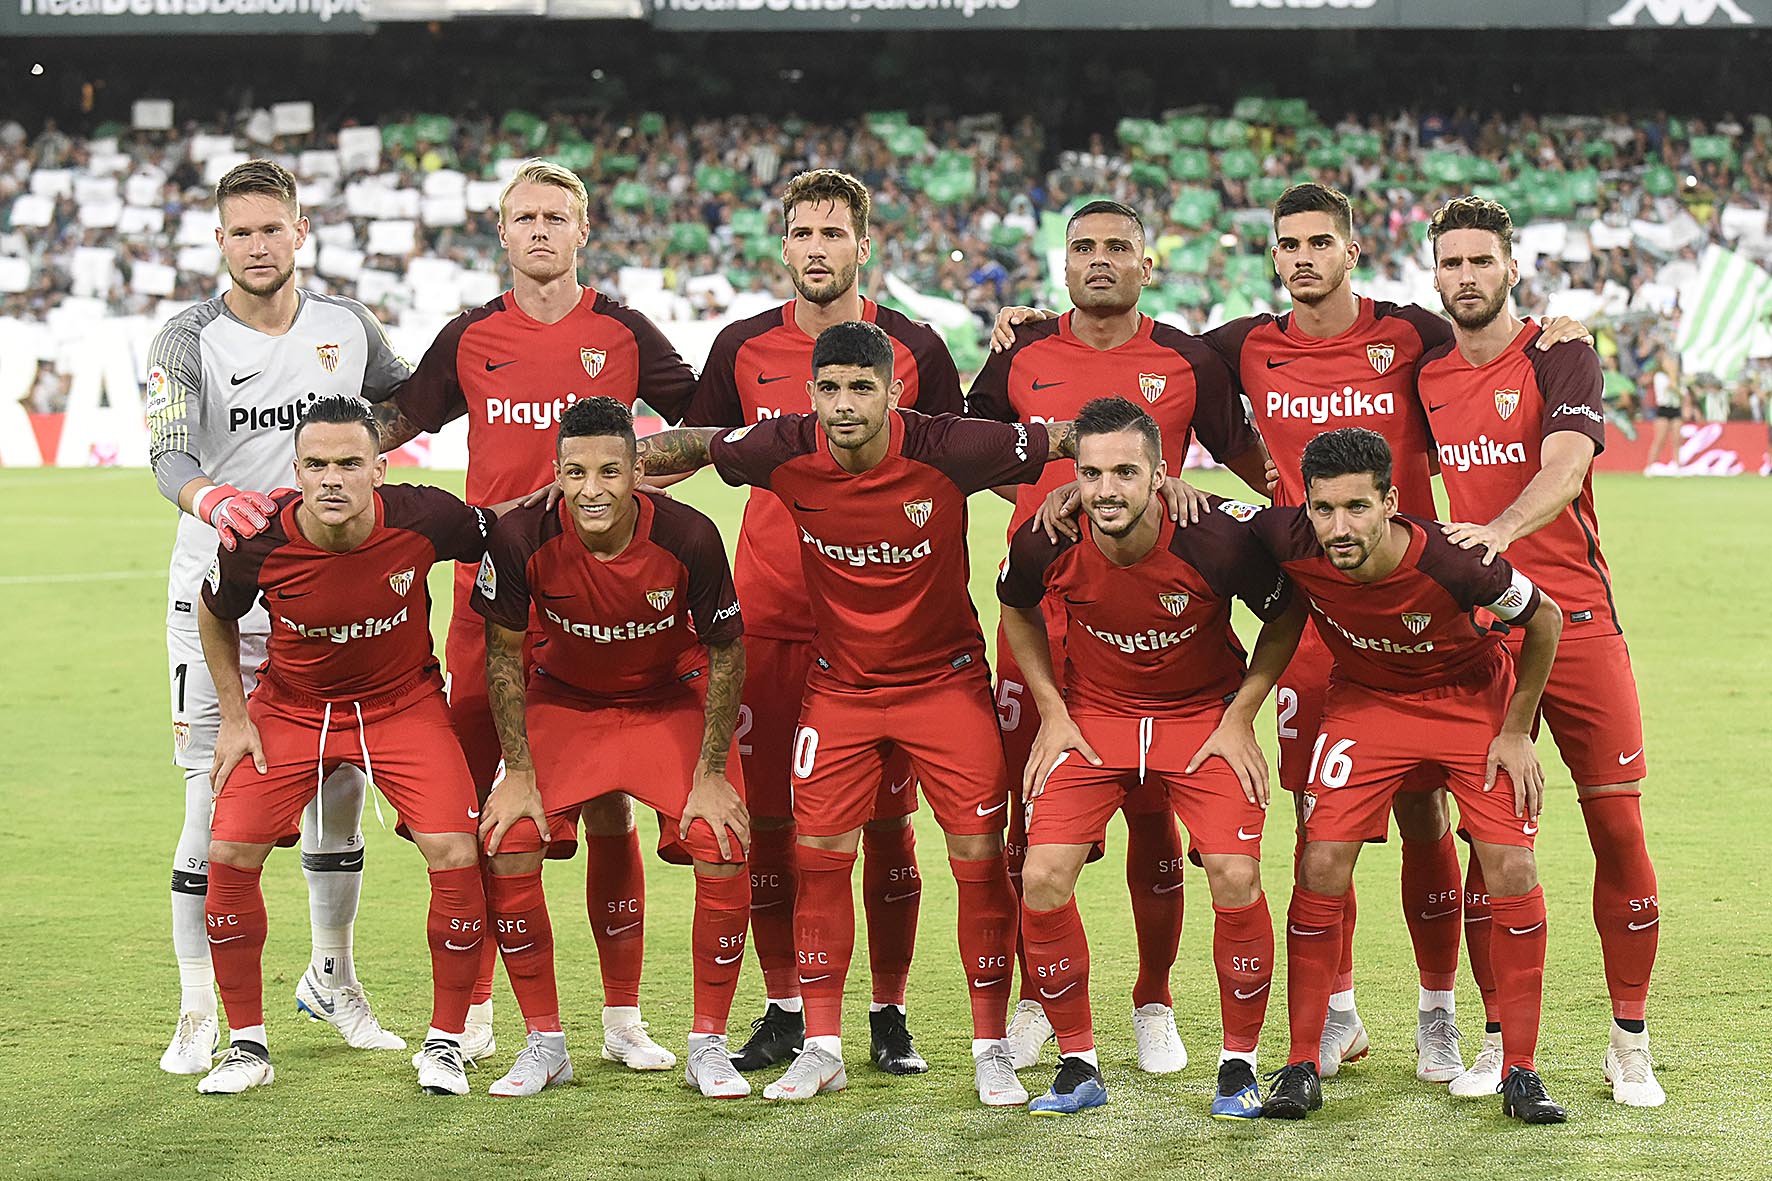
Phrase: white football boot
[
  {"left": 488, "top": 1032, "right": 573, "bottom": 1097},
  {"left": 1007, "top": 999, "right": 1054, "bottom": 1071},
  {"left": 763, "top": 1045, "right": 847, "bottom": 1101},
  {"left": 1132, "top": 1003, "right": 1188, "bottom": 1074},
  {"left": 1603, "top": 1026, "right": 1667, "bottom": 1107},
  {"left": 197, "top": 1044, "right": 274, "bottom": 1095},
  {"left": 295, "top": 967, "right": 406, "bottom": 1051},
  {"left": 600, "top": 1007, "right": 676, "bottom": 1070},
  {"left": 160, "top": 1011, "right": 221, "bottom": 1075},
  {"left": 685, "top": 1035, "right": 752, "bottom": 1098}
]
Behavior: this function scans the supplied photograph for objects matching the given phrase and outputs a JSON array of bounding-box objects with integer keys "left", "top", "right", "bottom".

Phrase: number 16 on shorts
[{"left": 1307, "top": 734, "right": 1356, "bottom": 790}]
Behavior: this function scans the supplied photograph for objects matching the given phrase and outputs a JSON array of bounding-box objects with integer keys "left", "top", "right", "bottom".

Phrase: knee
[
  {"left": 488, "top": 851, "right": 544, "bottom": 878},
  {"left": 580, "top": 793, "right": 635, "bottom": 836},
  {"left": 1206, "top": 857, "right": 1261, "bottom": 909},
  {"left": 1296, "top": 844, "right": 1352, "bottom": 897},
  {"left": 944, "top": 831, "right": 1002, "bottom": 863},
  {"left": 1479, "top": 846, "right": 1538, "bottom": 896},
  {"left": 863, "top": 813, "right": 911, "bottom": 834},
  {"left": 1020, "top": 856, "right": 1075, "bottom": 913},
  {"left": 1392, "top": 790, "right": 1449, "bottom": 841},
  {"left": 694, "top": 861, "right": 745, "bottom": 880},
  {"left": 424, "top": 835, "right": 480, "bottom": 872}
]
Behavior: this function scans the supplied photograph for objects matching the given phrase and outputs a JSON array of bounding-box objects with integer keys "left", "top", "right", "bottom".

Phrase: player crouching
[
  {"left": 998, "top": 398, "right": 1304, "bottom": 1117},
  {"left": 471, "top": 397, "right": 753, "bottom": 1099},
  {"left": 197, "top": 395, "right": 505, "bottom": 1096}
]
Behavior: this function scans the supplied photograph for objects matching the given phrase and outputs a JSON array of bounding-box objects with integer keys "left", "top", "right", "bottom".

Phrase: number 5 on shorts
[
  {"left": 792, "top": 725, "right": 819, "bottom": 779},
  {"left": 1308, "top": 734, "right": 1356, "bottom": 790}
]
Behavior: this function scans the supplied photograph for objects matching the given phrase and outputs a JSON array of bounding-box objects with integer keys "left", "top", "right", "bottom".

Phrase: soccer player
[
  {"left": 996, "top": 396, "right": 1304, "bottom": 1118},
  {"left": 683, "top": 169, "right": 955, "bottom": 1074},
  {"left": 1250, "top": 428, "right": 1568, "bottom": 1126},
  {"left": 634, "top": 320, "right": 1073, "bottom": 1106},
  {"left": 970, "top": 199, "right": 1272, "bottom": 1074},
  {"left": 195, "top": 394, "right": 501, "bottom": 1097},
  {"left": 1419, "top": 195, "right": 1664, "bottom": 1106},
  {"left": 470, "top": 396, "right": 753, "bottom": 1099},
  {"left": 146, "top": 159, "right": 408, "bottom": 1073},
  {"left": 369, "top": 159, "right": 698, "bottom": 1066}
]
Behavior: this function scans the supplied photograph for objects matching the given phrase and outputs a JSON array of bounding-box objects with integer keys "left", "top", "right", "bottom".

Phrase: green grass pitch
[{"left": 2, "top": 465, "right": 1767, "bottom": 1180}]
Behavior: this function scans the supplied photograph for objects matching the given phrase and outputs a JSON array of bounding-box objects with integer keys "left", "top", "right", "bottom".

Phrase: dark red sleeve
[
  {"left": 385, "top": 484, "right": 493, "bottom": 564},
  {"left": 707, "top": 414, "right": 816, "bottom": 491},
  {"left": 1152, "top": 323, "right": 1257, "bottom": 462},
  {"left": 598, "top": 293, "right": 697, "bottom": 426},
  {"left": 200, "top": 507, "right": 288, "bottom": 620},
  {"left": 903, "top": 411, "right": 1050, "bottom": 494},
  {"left": 1245, "top": 504, "right": 1317, "bottom": 564},
  {"left": 996, "top": 524, "right": 1070, "bottom": 610},
  {"left": 907, "top": 326, "right": 964, "bottom": 416},
  {"left": 1389, "top": 302, "right": 1455, "bottom": 353},
  {"left": 650, "top": 497, "right": 743, "bottom": 645},
  {"left": 684, "top": 327, "right": 748, "bottom": 428},
  {"left": 1416, "top": 521, "right": 1542, "bottom": 621},
  {"left": 1529, "top": 337, "right": 1608, "bottom": 457},
  {"left": 469, "top": 506, "right": 541, "bottom": 632},
  {"left": 394, "top": 305, "right": 488, "bottom": 432},
  {"left": 1179, "top": 500, "right": 1294, "bottom": 622},
  {"left": 1201, "top": 314, "right": 1268, "bottom": 401},
  {"left": 966, "top": 322, "right": 1060, "bottom": 422}
]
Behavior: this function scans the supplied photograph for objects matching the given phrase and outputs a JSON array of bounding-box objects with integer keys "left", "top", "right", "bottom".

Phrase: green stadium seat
[
  {"left": 1232, "top": 97, "right": 1274, "bottom": 124},
  {"left": 1130, "top": 161, "right": 1169, "bottom": 190},
  {"left": 694, "top": 164, "right": 739, "bottom": 195},
  {"left": 1584, "top": 140, "right": 1618, "bottom": 163},
  {"left": 743, "top": 235, "right": 780, "bottom": 261},
  {"left": 1169, "top": 149, "right": 1212, "bottom": 183},
  {"left": 667, "top": 223, "right": 711, "bottom": 255},
  {"left": 866, "top": 110, "right": 910, "bottom": 134},
  {"left": 1340, "top": 132, "right": 1383, "bottom": 160},
  {"left": 1306, "top": 146, "right": 1347, "bottom": 171},
  {"left": 413, "top": 114, "right": 454, "bottom": 143},
  {"left": 554, "top": 142, "right": 596, "bottom": 172},
  {"left": 1273, "top": 99, "right": 1315, "bottom": 129},
  {"left": 1218, "top": 149, "right": 1259, "bottom": 181},
  {"left": 1168, "top": 115, "right": 1209, "bottom": 147},
  {"left": 637, "top": 112, "right": 667, "bottom": 137},
  {"left": 728, "top": 207, "right": 768, "bottom": 237},
  {"left": 1568, "top": 168, "right": 1602, "bottom": 205},
  {"left": 603, "top": 154, "right": 640, "bottom": 175},
  {"left": 381, "top": 122, "right": 416, "bottom": 150},
  {"left": 1170, "top": 188, "right": 1223, "bottom": 230},
  {"left": 1642, "top": 165, "right": 1678, "bottom": 196},
  {"left": 609, "top": 181, "right": 650, "bottom": 210},
  {"left": 1117, "top": 117, "right": 1159, "bottom": 148},
  {"left": 1166, "top": 236, "right": 1214, "bottom": 276},
  {"left": 1690, "top": 135, "right": 1735, "bottom": 163},
  {"left": 991, "top": 223, "right": 1028, "bottom": 249},
  {"left": 1208, "top": 119, "right": 1251, "bottom": 150},
  {"left": 500, "top": 110, "right": 542, "bottom": 139},
  {"left": 1249, "top": 176, "right": 1290, "bottom": 207},
  {"left": 885, "top": 125, "right": 928, "bottom": 156}
]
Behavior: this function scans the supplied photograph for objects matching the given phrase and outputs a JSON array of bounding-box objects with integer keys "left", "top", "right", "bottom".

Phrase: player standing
[
  {"left": 635, "top": 321, "right": 1073, "bottom": 1105},
  {"left": 370, "top": 159, "right": 698, "bottom": 1066},
  {"left": 1419, "top": 195, "right": 1664, "bottom": 1106},
  {"left": 970, "top": 200, "right": 1271, "bottom": 1074},
  {"left": 997, "top": 397, "right": 1303, "bottom": 1117},
  {"left": 195, "top": 395, "right": 498, "bottom": 1097},
  {"left": 683, "top": 169, "right": 954, "bottom": 1075},
  {"left": 146, "top": 160, "right": 407, "bottom": 1073},
  {"left": 1250, "top": 428, "right": 1568, "bottom": 1126}
]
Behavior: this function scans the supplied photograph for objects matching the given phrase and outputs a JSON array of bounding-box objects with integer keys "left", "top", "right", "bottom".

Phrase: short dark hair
[
  {"left": 1429, "top": 195, "right": 1515, "bottom": 260},
  {"left": 1074, "top": 396, "right": 1161, "bottom": 467},
  {"left": 811, "top": 320, "right": 895, "bottom": 382},
  {"left": 293, "top": 393, "right": 378, "bottom": 451},
  {"left": 1273, "top": 182, "right": 1352, "bottom": 239},
  {"left": 1067, "top": 199, "right": 1144, "bottom": 239},
  {"left": 782, "top": 169, "right": 870, "bottom": 239},
  {"left": 558, "top": 395, "right": 636, "bottom": 457},
  {"left": 1300, "top": 427, "right": 1393, "bottom": 495},
  {"left": 215, "top": 158, "right": 300, "bottom": 221}
]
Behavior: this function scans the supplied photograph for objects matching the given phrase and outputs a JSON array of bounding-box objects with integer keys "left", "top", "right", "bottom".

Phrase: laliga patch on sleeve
[
  {"left": 1218, "top": 500, "right": 1261, "bottom": 522},
  {"left": 205, "top": 559, "right": 221, "bottom": 594},
  {"left": 475, "top": 554, "right": 497, "bottom": 600},
  {"left": 145, "top": 366, "right": 170, "bottom": 414},
  {"left": 722, "top": 424, "right": 754, "bottom": 444}
]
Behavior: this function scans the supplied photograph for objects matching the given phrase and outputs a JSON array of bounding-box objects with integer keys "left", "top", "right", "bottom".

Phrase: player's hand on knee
[
  {"left": 1033, "top": 481, "right": 1083, "bottom": 543},
  {"left": 1187, "top": 719, "right": 1269, "bottom": 808},
  {"left": 1484, "top": 732, "right": 1544, "bottom": 818},
  {"left": 990, "top": 305, "right": 1057, "bottom": 352},
  {"left": 1158, "top": 476, "right": 1208, "bottom": 526},
  {"left": 1025, "top": 716, "right": 1100, "bottom": 803},
  {"left": 684, "top": 767, "right": 749, "bottom": 860},
  {"left": 481, "top": 767, "right": 548, "bottom": 855},
  {"left": 210, "top": 718, "right": 267, "bottom": 795},
  {"left": 198, "top": 485, "right": 277, "bottom": 552}
]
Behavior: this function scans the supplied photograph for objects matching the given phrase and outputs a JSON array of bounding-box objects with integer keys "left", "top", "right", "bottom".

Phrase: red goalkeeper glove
[{"left": 193, "top": 484, "right": 277, "bottom": 552}]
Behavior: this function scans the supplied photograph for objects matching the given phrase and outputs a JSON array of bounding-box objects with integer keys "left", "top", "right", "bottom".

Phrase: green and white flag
[{"left": 1677, "top": 244, "right": 1772, "bottom": 381}]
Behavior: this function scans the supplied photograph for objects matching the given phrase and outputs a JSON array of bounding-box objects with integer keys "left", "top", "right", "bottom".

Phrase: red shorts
[
  {"left": 742, "top": 635, "right": 916, "bottom": 824},
  {"left": 1505, "top": 630, "right": 1646, "bottom": 786},
  {"left": 791, "top": 669, "right": 1011, "bottom": 838},
  {"left": 1301, "top": 657, "right": 1538, "bottom": 850},
  {"left": 493, "top": 677, "right": 746, "bottom": 865},
  {"left": 212, "top": 684, "right": 477, "bottom": 846},
  {"left": 1026, "top": 708, "right": 1266, "bottom": 862}
]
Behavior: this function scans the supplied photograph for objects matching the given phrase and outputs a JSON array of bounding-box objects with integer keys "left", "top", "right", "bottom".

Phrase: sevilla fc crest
[
  {"left": 646, "top": 588, "right": 675, "bottom": 612},
  {"left": 1159, "top": 591, "right": 1188, "bottom": 617},
  {"left": 1401, "top": 612, "right": 1432, "bottom": 635},
  {"left": 316, "top": 343, "right": 341, "bottom": 374},
  {"left": 903, "top": 498, "right": 933, "bottom": 528},
  {"left": 581, "top": 348, "right": 607, "bottom": 379},
  {"left": 388, "top": 567, "right": 415, "bottom": 597},
  {"left": 1138, "top": 373, "right": 1166, "bottom": 404},
  {"left": 1494, "top": 388, "right": 1521, "bottom": 421},
  {"left": 1302, "top": 791, "right": 1318, "bottom": 820},
  {"left": 1367, "top": 344, "right": 1395, "bottom": 375}
]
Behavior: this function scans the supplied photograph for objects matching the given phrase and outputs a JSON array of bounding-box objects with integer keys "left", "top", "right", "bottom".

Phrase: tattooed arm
[
  {"left": 636, "top": 427, "right": 722, "bottom": 477},
  {"left": 478, "top": 618, "right": 548, "bottom": 856},
  {"left": 1045, "top": 419, "right": 1077, "bottom": 460},
  {"left": 370, "top": 399, "right": 427, "bottom": 454},
  {"left": 681, "top": 637, "right": 750, "bottom": 859}
]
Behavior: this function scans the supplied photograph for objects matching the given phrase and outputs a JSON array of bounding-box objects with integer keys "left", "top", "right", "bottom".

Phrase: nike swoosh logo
[
  {"left": 540, "top": 591, "right": 574, "bottom": 600},
  {"left": 887, "top": 777, "right": 911, "bottom": 795},
  {"left": 799, "top": 974, "right": 831, "bottom": 984},
  {"left": 1233, "top": 982, "right": 1271, "bottom": 1000},
  {"left": 230, "top": 371, "right": 262, "bottom": 385},
  {"left": 273, "top": 590, "right": 311, "bottom": 599},
  {"left": 306, "top": 991, "right": 336, "bottom": 1015},
  {"left": 757, "top": 373, "right": 792, "bottom": 384},
  {"left": 445, "top": 939, "right": 482, "bottom": 951},
  {"left": 335, "top": 853, "right": 364, "bottom": 870},
  {"left": 1038, "top": 982, "right": 1077, "bottom": 999},
  {"left": 751, "top": 899, "right": 785, "bottom": 911},
  {"left": 792, "top": 501, "right": 828, "bottom": 513},
  {"left": 1427, "top": 402, "right": 1452, "bottom": 412},
  {"left": 467, "top": 808, "right": 480, "bottom": 819},
  {"left": 1265, "top": 358, "right": 1294, "bottom": 369},
  {"left": 1523, "top": 823, "right": 1539, "bottom": 836},
  {"left": 1618, "top": 747, "right": 1644, "bottom": 764},
  {"left": 207, "top": 934, "right": 245, "bottom": 944},
  {"left": 1062, "top": 596, "right": 1097, "bottom": 606},
  {"left": 714, "top": 951, "right": 745, "bottom": 965},
  {"left": 500, "top": 942, "right": 534, "bottom": 954},
  {"left": 1627, "top": 917, "right": 1660, "bottom": 931},
  {"left": 1152, "top": 882, "right": 1184, "bottom": 895},
  {"left": 1420, "top": 908, "right": 1459, "bottom": 920},
  {"left": 972, "top": 978, "right": 1004, "bottom": 989},
  {"left": 975, "top": 800, "right": 1007, "bottom": 818},
  {"left": 485, "top": 359, "right": 517, "bottom": 371},
  {"left": 605, "top": 921, "right": 641, "bottom": 937},
  {"left": 1031, "top": 379, "right": 1065, "bottom": 390},
  {"left": 1236, "top": 827, "right": 1260, "bottom": 841},
  {"left": 1289, "top": 926, "right": 1326, "bottom": 937},
  {"left": 1507, "top": 922, "right": 1545, "bottom": 936},
  {"left": 883, "top": 890, "right": 921, "bottom": 904}
]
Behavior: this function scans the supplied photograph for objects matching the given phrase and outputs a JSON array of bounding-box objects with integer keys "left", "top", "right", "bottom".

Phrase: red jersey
[
  {"left": 471, "top": 492, "right": 741, "bottom": 704},
  {"left": 684, "top": 298, "right": 962, "bottom": 642},
  {"left": 1417, "top": 322, "right": 1618, "bottom": 639},
  {"left": 202, "top": 485, "right": 493, "bottom": 704},
  {"left": 1249, "top": 508, "right": 1542, "bottom": 694},
  {"left": 709, "top": 409, "right": 1049, "bottom": 688},
  {"left": 996, "top": 496, "right": 1293, "bottom": 717},
  {"left": 969, "top": 312, "right": 1257, "bottom": 533},
  {"left": 1206, "top": 298, "right": 1449, "bottom": 515}
]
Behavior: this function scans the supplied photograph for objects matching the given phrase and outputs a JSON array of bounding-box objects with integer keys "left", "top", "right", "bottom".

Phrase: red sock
[
  {"left": 1488, "top": 886, "right": 1548, "bottom": 1072},
  {"left": 1401, "top": 831, "right": 1463, "bottom": 992},
  {"left": 1020, "top": 899, "right": 1092, "bottom": 1054},
  {"left": 207, "top": 862, "right": 269, "bottom": 1032},
  {"left": 862, "top": 822, "right": 920, "bottom": 1007},
  {"left": 586, "top": 830, "right": 645, "bottom": 1008},
  {"left": 471, "top": 862, "right": 496, "bottom": 1006},
  {"left": 1580, "top": 792, "right": 1659, "bottom": 1022},
  {"left": 748, "top": 825, "right": 800, "bottom": 1000},
  {"left": 1464, "top": 856, "right": 1500, "bottom": 1023},
  {"left": 1125, "top": 811, "right": 1185, "bottom": 1009},
  {"left": 1214, "top": 895, "right": 1274, "bottom": 1054},
  {"left": 692, "top": 871, "right": 752, "bottom": 1035},
  {"left": 951, "top": 854, "right": 1016, "bottom": 1040},
  {"left": 794, "top": 844, "right": 857, "bottom": 1039},
  {"left": 1333, "top": 879, "right": 1357, "bottom": 996},
  {"left": 487, "top": 869, "right": 559, "bottom": 1034},
  {"left": 427, "top": 865, "right": 486, "bottom": 1036},
  {"left": 1285, "top": 887, "right": 1347, "bottom": 1066}
]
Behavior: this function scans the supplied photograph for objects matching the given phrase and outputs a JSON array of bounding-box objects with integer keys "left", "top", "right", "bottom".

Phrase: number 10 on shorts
[{"left": 1308, "top": 734, "right": 1356, "bottom": 789}]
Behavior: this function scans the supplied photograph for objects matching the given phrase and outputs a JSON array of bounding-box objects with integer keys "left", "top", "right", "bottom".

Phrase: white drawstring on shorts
[
  {"left": 1138, "top": 717, "right": 1154, "bottom": 785},
  {"left": 317, "top": 701, "right": 387, "bottom": 835}
]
